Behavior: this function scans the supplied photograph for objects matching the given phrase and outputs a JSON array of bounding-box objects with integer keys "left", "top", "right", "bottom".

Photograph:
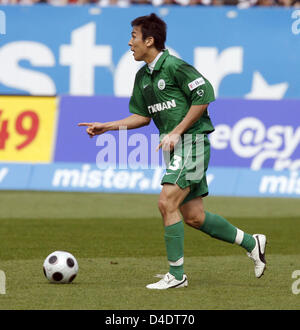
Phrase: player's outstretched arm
[{"left": 78, "top": 114, "right": 151, "bottom": 138}]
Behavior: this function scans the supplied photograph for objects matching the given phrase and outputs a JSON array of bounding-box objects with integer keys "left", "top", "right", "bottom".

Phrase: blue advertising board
[
  {"left": 0, "top": 163, "right": 31, "bottom": 189},
  {"left": 0, "top": 95, "right": 299, "bottom": 197},
  {"left": 55, "top": 95, "right": 160, "bottom": 166},
  {"left": 208, "top": 99, "right": 300, "bottom": 170},
  {"left": 0, "top": 6, "right": 299, "bottom": 99},
  {"left": 1, "top": 162, "right": 299, "bottom": 198},
  {"left": 56, "top": 96, "right": 300, "bottom": 172}
]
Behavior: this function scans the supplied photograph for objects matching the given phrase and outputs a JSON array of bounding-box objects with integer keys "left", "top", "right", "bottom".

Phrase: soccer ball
[{"left": 43, "top": 251, "right": 79, "bottom": 284}]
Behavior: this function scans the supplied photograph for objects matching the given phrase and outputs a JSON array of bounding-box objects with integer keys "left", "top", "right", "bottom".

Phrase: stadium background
[
  {"left": 0, "top": 4, "right": 300, "bottom": 311},
  {"left": 0, "top": 5, "right": 300, "bottom": 197}
]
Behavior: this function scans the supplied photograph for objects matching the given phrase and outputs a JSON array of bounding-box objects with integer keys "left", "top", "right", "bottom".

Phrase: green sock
[
  {"left": 199, "top": 211, "right": 256, "bottom": 253},
  {"left": 164, "top": 220, "right": 184, "bottom": 281},
  {"left": 240, "top": 232, "right": 256, "bottom": 253}
]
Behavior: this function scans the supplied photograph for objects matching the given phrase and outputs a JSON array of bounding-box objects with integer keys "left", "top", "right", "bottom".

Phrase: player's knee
[
  {"left": 184, "top": 217, "right": 201, "bottom": 228},
  {"left": 184, "top": 212, "right": 205, "bottom": 229},
  {"left": 158, "top": 197, "right": 176, "bottom": 216},
  {"left": 158, "top": 197, "right": 168, "bottom": 216}
]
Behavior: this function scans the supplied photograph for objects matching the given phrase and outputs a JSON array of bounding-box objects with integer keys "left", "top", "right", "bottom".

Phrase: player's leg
[
  {"left": 176, "top": 132, "right": 249, "bottom": 247},
  {"left": 146, "top": 183, "right": 189, "bottom": 290},
  {"left": 180, "top": 195, "right": 267, "bottom": 278},
  {"left": 180, "top": 196, "right": 255, "bottom": 249},
  {"left": 181, "top": 133, "right": 266, "bottom": 278},
  {"left": 158, "top": 183, "right": 190, "bottom": 227}
]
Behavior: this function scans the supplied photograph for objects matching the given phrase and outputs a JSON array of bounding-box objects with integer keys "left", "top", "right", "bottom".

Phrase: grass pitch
[{"left": 0, "top": 191, "right": 299, "bottom": 310}]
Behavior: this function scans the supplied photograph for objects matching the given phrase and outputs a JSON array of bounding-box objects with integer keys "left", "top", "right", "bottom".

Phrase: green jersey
[{"left": 129, "top": 49, "right": 215, "bottom": 137}]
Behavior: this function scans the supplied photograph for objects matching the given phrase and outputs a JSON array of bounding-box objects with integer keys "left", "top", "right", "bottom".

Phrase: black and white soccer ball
[{"left": 43, "top": 251, "right": 79, "bottom": 284}]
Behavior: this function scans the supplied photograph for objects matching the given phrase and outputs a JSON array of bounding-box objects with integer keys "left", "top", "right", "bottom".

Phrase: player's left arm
[
  {"left": 158, "top": 63, "right": 215, "bottom": 151},
  {"left": 172, "top": 103, "right": 208, "bottom": 135},
  {"left": 157, "top": 104, "right": 208, "bottom": 151}
]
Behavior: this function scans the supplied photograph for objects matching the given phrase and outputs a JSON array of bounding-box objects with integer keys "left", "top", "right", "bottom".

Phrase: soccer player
[{"left": 78, "top": 13, "right": 267, "bottom": 290}]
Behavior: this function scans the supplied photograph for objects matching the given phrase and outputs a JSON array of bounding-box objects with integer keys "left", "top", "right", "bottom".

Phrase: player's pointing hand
[{"left": 78, "top": 122, "right": 108, "bottom": 138}]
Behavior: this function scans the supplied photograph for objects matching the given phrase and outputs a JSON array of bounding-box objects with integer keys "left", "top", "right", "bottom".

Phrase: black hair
[{"left": 131, "top": 13, "right": 167, "bottom": 51}]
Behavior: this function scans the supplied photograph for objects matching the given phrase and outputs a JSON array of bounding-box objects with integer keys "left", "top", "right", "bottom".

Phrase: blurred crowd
[{"left": 0, "top": 0, "right": 299, "bottom": 7}]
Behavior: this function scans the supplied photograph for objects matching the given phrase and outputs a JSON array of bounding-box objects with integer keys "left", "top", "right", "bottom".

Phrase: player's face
[{"left": 128, "top": 25, "right": 149, "bottom": 62}]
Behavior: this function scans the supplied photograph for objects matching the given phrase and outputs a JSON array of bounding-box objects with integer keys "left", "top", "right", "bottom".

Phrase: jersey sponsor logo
[
  {"left": 188, "top": 77, "right": 205, "bottom": 91},
  {"left": 157, "top": 79, "right": 166, "bottom": 90},
  {"left": 147, "top": 99, "right": 176, "bottom": 114}
]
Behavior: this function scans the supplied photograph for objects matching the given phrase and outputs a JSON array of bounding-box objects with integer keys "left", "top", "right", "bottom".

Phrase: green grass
[{"left": 0, "top": 191, "right": 299, "bottom": 310}]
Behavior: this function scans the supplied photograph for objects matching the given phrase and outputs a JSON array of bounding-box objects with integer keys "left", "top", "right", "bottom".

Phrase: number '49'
[{"left": 0, "top": 110, "right": 39, "bottom": 150}]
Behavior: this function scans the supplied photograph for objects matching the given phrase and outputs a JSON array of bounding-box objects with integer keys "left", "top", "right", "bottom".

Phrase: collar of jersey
[{"left": 145, "top": 49, "right": 169, "bottom": 74}]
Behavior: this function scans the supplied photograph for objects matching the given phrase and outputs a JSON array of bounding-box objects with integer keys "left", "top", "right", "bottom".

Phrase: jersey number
[{"left": 169, "top": 155, "right": 182, "bottom": 171}]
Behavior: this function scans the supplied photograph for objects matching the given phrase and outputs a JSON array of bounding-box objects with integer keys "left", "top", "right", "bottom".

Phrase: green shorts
[{"left": 161, "top": 134, "right": 210, "bottom": 205}]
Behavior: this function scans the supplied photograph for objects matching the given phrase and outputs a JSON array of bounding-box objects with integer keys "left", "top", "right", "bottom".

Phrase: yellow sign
[{"left": 0, "top": 96, "right": 57, "bottom": 162}]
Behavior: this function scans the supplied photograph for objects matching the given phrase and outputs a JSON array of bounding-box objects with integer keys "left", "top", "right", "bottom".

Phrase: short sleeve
[
  {"left": 129, "top": 76, "right": 151, "bottom": 118},
  {"left": 175, "top": 63, "right": 215, "bottom": 105}
]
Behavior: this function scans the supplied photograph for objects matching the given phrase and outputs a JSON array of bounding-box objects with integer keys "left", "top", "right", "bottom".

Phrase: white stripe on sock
[
  {"left": 235, "top": 229, "right": 244, "bottom": 245},
  {"left": 168, "top": 257, "right": 184, "bottom": 267}
]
